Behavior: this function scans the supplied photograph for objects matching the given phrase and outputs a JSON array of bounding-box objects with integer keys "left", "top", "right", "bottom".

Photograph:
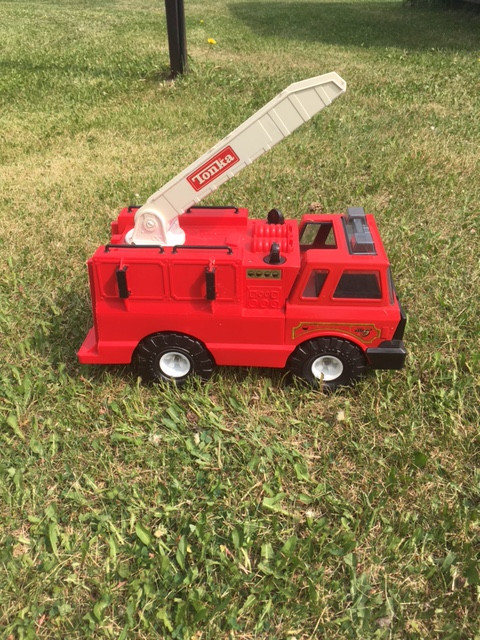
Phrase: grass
[{"left": 1, "top": 0, "right": 479, "bottom": 638}]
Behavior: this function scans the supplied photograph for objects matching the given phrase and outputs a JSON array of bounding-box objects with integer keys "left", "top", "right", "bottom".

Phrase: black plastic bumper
[{"left": 366, "top": 340, "right": 407, "bottom": 370}]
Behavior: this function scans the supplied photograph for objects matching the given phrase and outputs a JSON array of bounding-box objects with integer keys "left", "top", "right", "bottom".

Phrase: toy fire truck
[{"left": 78, "top": 72, "right": 406, "bottom": 390}]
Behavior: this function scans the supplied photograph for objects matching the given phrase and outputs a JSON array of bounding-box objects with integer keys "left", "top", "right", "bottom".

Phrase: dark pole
[{"left": 164, "top": 0, "right": 188, "bottom": 77}]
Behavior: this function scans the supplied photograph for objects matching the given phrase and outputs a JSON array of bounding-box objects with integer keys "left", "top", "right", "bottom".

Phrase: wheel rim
[
  {"left": 159, "top": 351, "right": 191, "bottom": 378},
  {"left": 311, "top": 354, "right": 344, "bottom": 381}
]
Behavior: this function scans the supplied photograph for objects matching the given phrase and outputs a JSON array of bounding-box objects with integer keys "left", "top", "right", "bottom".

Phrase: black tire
[
  {"left": 286, "top": 337, "right": 366, "bottom": 390},
  {"left": 133, "top": 333, "right": 215, "bottom": 384}
]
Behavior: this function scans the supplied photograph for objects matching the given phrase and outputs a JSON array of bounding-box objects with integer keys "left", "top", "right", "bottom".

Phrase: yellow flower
[{"left": 207, "top": 38, "right": 217, "bottom": 45}]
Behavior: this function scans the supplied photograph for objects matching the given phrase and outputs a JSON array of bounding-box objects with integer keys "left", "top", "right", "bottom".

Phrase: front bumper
[{"left": 366, "top": 340, "right": 407, "bottom": 370}]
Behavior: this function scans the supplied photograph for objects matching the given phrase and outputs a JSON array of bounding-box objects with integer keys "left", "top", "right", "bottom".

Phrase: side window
[
  {"left": 300, "top": 222, "right": 336, "bottom": 249},
  {"left": 333, "top": 271, "right": 382, "bottom": 299},
  {"left": 302, "top": 270, "right": 328, "bottom": 298}
]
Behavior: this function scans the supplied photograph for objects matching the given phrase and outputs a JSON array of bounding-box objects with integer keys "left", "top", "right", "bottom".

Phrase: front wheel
[
  {"left": 133, "top": 333, "right": 215, "bottom": 384},
  {"left": 286, "top": 337, "right": 366, "bottom": 390}
]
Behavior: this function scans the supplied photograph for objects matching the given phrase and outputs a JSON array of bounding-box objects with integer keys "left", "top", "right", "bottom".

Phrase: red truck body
[{"left": 78, "top": 205, "right": 406, "bottom": 389}]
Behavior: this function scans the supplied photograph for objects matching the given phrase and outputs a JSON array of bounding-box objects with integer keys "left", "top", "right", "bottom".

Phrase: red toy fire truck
[{"left": 78, "top": 73, "right": 406, "bottom": 390}]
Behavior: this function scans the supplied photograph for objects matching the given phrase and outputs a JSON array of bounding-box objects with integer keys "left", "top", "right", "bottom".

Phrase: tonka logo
[{"left": 187, "top": 146, "right": 240, "bottom": 191}]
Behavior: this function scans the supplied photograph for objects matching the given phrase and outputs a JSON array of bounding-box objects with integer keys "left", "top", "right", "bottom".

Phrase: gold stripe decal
[{"left": 292, "top": 322, "right": 381, "bottom": 344}]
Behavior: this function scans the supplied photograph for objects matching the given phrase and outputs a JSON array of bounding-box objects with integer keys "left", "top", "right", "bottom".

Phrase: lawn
[{"left": 1, "top": 0, "right": 479, "bottom": 638}]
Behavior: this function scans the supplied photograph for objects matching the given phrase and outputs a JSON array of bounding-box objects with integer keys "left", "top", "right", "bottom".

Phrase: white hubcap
[
  {"left": 159, "top": 351, "right": 191, "bottom": 378},
  {"left": 311, "top": 355, "right": 343, "bottom": 381}
]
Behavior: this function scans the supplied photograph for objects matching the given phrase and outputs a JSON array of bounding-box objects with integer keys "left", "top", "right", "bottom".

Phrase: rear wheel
[
  {"left": 287, "top": 337, "right": 366, "bottom": 390},
  {"left": 134, "top": 333, "right": 215, "bottom": 384}
]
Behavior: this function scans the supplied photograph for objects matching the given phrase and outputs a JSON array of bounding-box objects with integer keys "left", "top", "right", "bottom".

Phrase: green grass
[{"left": 1, "top": 0, "right": 479, "bottom": 638}]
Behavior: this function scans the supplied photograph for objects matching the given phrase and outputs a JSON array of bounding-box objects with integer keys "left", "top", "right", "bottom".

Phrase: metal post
[{"left": 164, "top": 0, "right": 188, "bottom": 77}]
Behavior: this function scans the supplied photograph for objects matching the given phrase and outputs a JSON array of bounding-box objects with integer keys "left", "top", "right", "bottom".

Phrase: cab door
[{"left": 286, "top": 257, "right": 389, "bottom": 350}]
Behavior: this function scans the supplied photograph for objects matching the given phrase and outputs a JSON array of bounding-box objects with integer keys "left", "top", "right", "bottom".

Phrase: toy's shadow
[{"left": 229, "top": 1, "right": 479, "bottom": 52}]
